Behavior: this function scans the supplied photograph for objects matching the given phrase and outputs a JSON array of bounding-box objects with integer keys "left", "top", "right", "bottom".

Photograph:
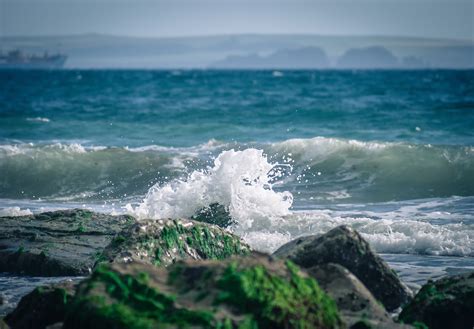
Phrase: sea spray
[{"left": 126, "top": 148, "right": 293, "bottom": 230}]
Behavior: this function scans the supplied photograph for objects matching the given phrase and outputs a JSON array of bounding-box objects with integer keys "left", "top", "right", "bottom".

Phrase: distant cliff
[
  {"left": 211, "top": 47, "right": 330, "bottom": 69},
  {"left": 337, "top": 46, "right": 399, "bottom": 68}
]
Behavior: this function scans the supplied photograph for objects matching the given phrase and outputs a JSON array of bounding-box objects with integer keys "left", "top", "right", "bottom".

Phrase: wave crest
[{"left": 126, "top": 149, "right": 293, "bottom": 230}]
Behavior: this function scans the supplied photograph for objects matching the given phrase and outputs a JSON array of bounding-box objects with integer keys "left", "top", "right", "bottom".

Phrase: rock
[
  {"left": 192, "top": 203, "right": 233, "bottom": 228},
  {"left": 308, "top": 263, "right": 409, "bottom": 329},
  {"left": 97, "top": 218, "right": 250, "bottom": 267},
  {"left": 273, "top": 225, "right": 412, "bottom": 311},
  {"left": 4, "top": 281, "right": 75, "bottom": 329},
  {"left": 63, "top": 254, "right": 343, "bottom": 329},
  {"left": 399, "top": 271, "right": 474, "bottom": 329},
  {"left": 0, "top": 209, "right": 136, "bottom": 276}
]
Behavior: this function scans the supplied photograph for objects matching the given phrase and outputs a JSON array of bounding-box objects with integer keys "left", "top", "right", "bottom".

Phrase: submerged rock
[
  {"left": 273, "top": 225, "right": 412, "bottom": 311},
  {"left": 4, "top": 281, "right": 75, "bottom": 329},
  {"left": 97, "top": 218, "right": 250, "bottom": 267},
  {"left": 399, "top": 271, "right": 474, "bottom": 329},
  {"left": 309, "top": 263, "right": 409, "bottom": 329},
  {"left": 64, "top": 254, "right": 343, "bottom": 329},
  {"left": 0, "top": 209, "right": 135, "bottom": 276}
]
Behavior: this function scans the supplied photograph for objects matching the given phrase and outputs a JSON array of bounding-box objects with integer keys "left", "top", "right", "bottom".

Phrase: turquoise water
[{"left": 0, "top": 70, "right": 473, "bottom": 293}]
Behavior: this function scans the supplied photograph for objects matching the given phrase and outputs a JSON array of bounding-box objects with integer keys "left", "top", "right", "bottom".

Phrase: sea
[{"left": 0, "top": 69, "right": 473, "bottom": 313}]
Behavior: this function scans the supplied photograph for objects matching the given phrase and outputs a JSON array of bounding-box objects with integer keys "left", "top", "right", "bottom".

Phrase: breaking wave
[
  {"left": 126, "top": 148, "right": 293, "bottom": 231},
  {"left": 1, "top": 137, "right": 473, "bottom": 203},
  {"left": 1, "top": 138, "right": 473, "bottom": 257}
]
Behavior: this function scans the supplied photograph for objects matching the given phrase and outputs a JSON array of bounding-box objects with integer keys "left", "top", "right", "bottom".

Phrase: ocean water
[{"left": 0, "top": 70, "right": 473, "bottom": 306}]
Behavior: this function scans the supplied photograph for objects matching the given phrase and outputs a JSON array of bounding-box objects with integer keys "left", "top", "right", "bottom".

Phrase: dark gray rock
[
  {"left": 399, "top": 271, "right": 474, "bottom": 329},
  {"left": 309, "top": 263, "right": 409, "bottom": 329},
  {"left": 97, "top": 217, "right": 250, "bottom": 267},
  {"left": 0, "top": 209, "right": 136, "bottom": 276},
  {"left": 273, "top": 225, "right": 412, "bottom": 311},
  {"left": 192, "top": 203, "right": 233, "bottom": 228},
  {"left": 4, "top": 281, "right": 75, "bottom": 329}
]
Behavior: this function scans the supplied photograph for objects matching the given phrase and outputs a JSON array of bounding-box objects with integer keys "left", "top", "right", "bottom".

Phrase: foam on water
[
  {"left": 127, "top": 149, "right": 293, "bottom": 230},
  {"left": 0, "top": 207, "right": 33, "bottom": 217},
  {"left": 243, "top": 210, "right": 473, "bottom": 256}
]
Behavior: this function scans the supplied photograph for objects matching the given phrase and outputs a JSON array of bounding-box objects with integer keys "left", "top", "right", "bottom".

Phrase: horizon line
[{"left": 1, "top": 32, "right": 473, "bottom": 43}]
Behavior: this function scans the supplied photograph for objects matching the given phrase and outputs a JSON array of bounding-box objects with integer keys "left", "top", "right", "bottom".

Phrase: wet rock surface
[
  {"left": 4, "top": 281, "right": 75, "bottom": 329},
  {"left": 63, "top": 254, "right": 343, "bottom": 329},
  {"left": 399, "top": 271, "right": 474, "bottom": 329},
  {"left": 97, "top": 217, "right": 251, "bottom": 267},
  {"left": 273, "top": 225, "right": 412, "bottom": 311},
  {"left": 309, "top": 263, "right": 412, "bottom": 329},
  {"left": 192, "top": 203, "right": 233, "bottom": 228},
  {"left": 0, "top": 209, "right": 136, "bottom": 276}
]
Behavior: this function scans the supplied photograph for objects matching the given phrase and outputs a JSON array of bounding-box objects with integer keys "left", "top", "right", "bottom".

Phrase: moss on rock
[
  {"left": 65, "top": 254, "right": 343, "bottom": 329},
  {"left": 398, "top": 272, "right": 474, "bottom": 329},
  {"left": 97, "top": 218, "right": 250, "bottom": 268}
]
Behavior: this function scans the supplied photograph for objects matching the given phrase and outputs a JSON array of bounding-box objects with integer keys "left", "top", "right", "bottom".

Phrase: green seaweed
[
  {"left": 112, "top": 235, "right": 126, "bottom": 245},
  {"left": 214, "top": 260, "right": 341, "bottom": 329},
  {"left": 76, "top": 222, "right": 86, "bottom": 233},
  {"left": 150, "top": 222, "right": 249, "bottom": 265},
  {"left": 66, "top": 265, "right": 218, "bottom": 329}
]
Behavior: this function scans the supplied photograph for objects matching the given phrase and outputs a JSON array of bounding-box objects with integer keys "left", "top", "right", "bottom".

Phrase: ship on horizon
[{"left": 0, "top": 49, "right": 67, "bottom": 69}]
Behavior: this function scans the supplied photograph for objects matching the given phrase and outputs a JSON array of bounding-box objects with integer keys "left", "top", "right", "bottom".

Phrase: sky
[{"left": 0, "top": 0, "right": 473, "bottom": 40}]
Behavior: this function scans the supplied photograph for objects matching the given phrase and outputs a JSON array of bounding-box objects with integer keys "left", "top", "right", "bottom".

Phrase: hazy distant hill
[
  {"left": 1, "top": 34, "right": 472, "bottom": 68},
  {"left": 337, "top": 46, "right": 399, "bottom": 68},
  {"left": 211, "top": 47, "right": 329, "bottom": 69}
]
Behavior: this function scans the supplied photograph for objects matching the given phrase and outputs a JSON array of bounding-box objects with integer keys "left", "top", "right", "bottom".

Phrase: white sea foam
[
  {"left": 26, "top": 117, "right": 50, "bottom": 123},
  {"left": 126, "top": 148, "right": 293, "bottom": 230},
  {"left": 0, "top": 207, "right": 33, "bottom": 217},
  {"left": 238, "top": 209, "right": 474, "bottom": 256}
]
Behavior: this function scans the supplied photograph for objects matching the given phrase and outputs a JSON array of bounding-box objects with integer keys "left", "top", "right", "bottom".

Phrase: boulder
[
  {"left": 309, "top": 263, "right": 409, "bottom": 329},
  {"left": 97, "top": 218, "right": 250, "bottom": 267},
  {"left": 4, "top": 281, "right": 75, "bottom": 329},
  {"left": 0, "top": 209, "right": 135, "bottom": 276},
  {"left": 273, "top": 225, "right": 412, "bottom": 311},
  {"left": 399, "top": 271, "right": 474, "bottom": 329},
  {"left": 63, "top": 254, "right": 343, "bottom": 329}
]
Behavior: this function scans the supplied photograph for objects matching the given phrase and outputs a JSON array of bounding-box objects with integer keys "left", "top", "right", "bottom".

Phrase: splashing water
[{"left": 126, "top": 149, "right": 293, "bottom": 230}]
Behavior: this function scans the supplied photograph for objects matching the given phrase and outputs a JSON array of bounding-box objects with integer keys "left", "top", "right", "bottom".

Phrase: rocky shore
[{"left": 1, "top": 209, "right": 473, "bottom": 329}]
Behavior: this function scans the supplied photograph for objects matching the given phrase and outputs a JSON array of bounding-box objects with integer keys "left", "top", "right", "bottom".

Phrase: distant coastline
[{"left": 1, "top": 33, "right": 472, "bottom": 69}]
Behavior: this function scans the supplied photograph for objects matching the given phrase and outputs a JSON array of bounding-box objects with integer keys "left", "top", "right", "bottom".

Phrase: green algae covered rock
[
  {"left": 97, "top": 218, "right": 250, "bottom": 267},
  {"left": 399, "top": 271, "right": 474, "bottom": 329},
  {"left": 273, "top": 225, "right": 412, "bottom": 311},
  {"left": 64, "top": 254, "right": 343, "bottom": 329},
  {"left": 4, "top": 281, "right": 75, "bottom": 329}
]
